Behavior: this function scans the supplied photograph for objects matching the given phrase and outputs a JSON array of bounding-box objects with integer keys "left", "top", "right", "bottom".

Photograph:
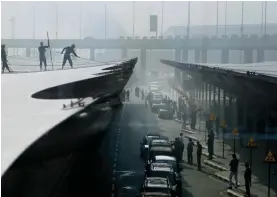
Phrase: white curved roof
[{"left": 1, "top": 60, "right": 121, "bottom": 175}]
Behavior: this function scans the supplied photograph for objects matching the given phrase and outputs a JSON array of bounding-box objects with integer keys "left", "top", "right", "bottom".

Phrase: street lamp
[
  {"left": 9, "top": 16, "right": 15, "bottom": 55},
  {"left": 105, "top": 4, "right": 107, "bottom": 40},
  {"left": 187, "top": 1, "right": 191, "bottom": 39},
  {"left": 161, "top": 1, "right": 164, "bottom": 37},
  {"left": 132, "top": 1, "right": 135, "bottom": 37}
]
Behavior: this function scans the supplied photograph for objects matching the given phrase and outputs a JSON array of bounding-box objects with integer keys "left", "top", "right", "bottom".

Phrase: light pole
[
  {"left": 161, "top": 1, "right": 164, "bottom": 37},
  {"left": 56, "top": 4, "right": 59, "bottom": 39},
  {"left": 187, "top": 1, "right": 191, "bottom": 39},
  {"left": 33, "top": 9, "right": 35, "bottom": 57},
  {"left": 132, "top": 2, "right": 135, "bottom": 37},
  {"left": 264, "top": 1, "right": 267, "bottom": 36},
  {"left": 216, "top": 1, "right": 219, "bottom": 36},
  {"left": 79, "top": 4, "right": 82, "bottom": 39},
  {"left": 105, "top": 4, "right": 107, "bottom": 40},
  {"left": 239, "top": 2, "right": 244, "bottom": 64},
  {"left": 224, "top": 1, "right": 227, "bottom": 36},
  {"left": 9, "top": 16, "right": 15, "bottom": 55},
  {"left": 261, "top": 2, "right": 264, "bottom": 36}
]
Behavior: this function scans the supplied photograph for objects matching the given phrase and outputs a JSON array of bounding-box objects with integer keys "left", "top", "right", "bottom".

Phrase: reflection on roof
[
  {"left": 200, "top": 61, "right": 277, "bottom": 78},
  {"left": 1, "top": 61, "right": 128, "bottom": 174}
]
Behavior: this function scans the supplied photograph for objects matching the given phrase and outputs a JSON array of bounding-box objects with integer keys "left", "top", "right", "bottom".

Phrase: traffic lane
[{"left": 115, "top": 102, "right": 171, "bottom": 196}]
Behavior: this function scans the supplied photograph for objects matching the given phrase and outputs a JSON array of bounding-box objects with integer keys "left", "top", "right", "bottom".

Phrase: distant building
[{"left": 164, "top": 23, "right": 277, "bottom": 38}]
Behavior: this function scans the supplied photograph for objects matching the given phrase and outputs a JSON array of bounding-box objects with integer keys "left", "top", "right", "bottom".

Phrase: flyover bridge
[{"left": 2, "top": 36, "right": 277, "bottom": 69}]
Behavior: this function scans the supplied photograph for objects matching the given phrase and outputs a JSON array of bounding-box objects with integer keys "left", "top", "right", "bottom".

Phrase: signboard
[
  {"left": 264, "top": 150, "right": 276, "bottom": 164},
  {"left": 209, "top": 113, "right": 215, "bottom": 121},
  {"left": 150, "top": 15, "right": 158, "bottom": 32},
  {"left": 246, "top": 137, "right": 257, "bottom": 148},
  {"left": 232, "top": 128, "right": 239, "bottom": 136}
]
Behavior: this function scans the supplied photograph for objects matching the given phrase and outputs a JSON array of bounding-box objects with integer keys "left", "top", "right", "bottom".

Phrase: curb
[
  {"left": 181, "top": 128, "right": 195, "bottom": 134},
  {"left": 174, "top": 119, "right": 182, "bottom": 123},
  {"left": 204, "top": 160, "right": 228, "bottom": 171},
  {"left": 226, "top": 189, "right": 244, "bottom": 197},
  {"left": 213, "top": 172, "right": 241, "bottom": 186}
]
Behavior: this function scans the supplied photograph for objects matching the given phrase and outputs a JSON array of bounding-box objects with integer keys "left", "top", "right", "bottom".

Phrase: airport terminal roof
[{"left": 161, "top": 60, "right": 277, "bottom": 104}]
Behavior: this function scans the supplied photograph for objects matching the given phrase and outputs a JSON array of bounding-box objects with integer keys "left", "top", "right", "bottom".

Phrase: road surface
[{"left": 107, "top": 89, "right": 228, "bottom": 197}]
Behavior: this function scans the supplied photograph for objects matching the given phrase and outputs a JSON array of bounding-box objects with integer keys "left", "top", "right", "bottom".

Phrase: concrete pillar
[
  {"left": 257, "top": 49, "right": 265, "bottom": 62},
  {"left": 216, "top": 88, "right": 221, "bottom": 136},
  {"left": 195, "top": 49, "right": 200, "bottom": 63},
  {"left": 175, "top": 49, "right": 182, "bottom": 62},
  {"left": 201, "top": 49, "right": 207, "bottom": 63},
  {"left": 141, "top": 48, "right": 146, "bottom": 70},
  {"left": 26, "top": 48, "right": 31, "bottom": 58},
  {"left": 182, "top": 49, "right": 188, "bottom": 62},
  {"left": 221, "top": 49, "right": 229, "bottom": 63},
  {"left": 208, "top": 84, "right": 212, "bottom": 111},
  {"left": 122, "top": 48, "right": 127, "bottom": 59},
  {"left": 175, "top": 49, "right": 182, "bottom": 81},
  {"left": 90, "top": 48, "right": 95, "bottom": 61},
  {"left": 201, "top": 82, "right": 205, "bottom": 107},
  {"left": 205, "top": 83, "right": 208, "bottom": 109},
  {"left": 244, "top": 49, "right": 253, "bottom": 63}
]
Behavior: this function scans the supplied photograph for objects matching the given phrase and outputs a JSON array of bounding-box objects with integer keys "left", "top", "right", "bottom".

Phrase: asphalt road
[{"left": 108, "top": 90, "right": 229, "bottom": 197}]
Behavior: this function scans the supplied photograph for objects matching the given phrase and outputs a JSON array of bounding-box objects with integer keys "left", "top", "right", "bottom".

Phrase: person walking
[
  {"left": 228, "top": 154, "right": 239, "bottom": 189},
  {"left": 187, "top": 138, "right": 194, "bottom": 164}
]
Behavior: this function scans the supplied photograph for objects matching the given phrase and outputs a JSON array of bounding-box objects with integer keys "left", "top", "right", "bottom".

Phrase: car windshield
[{"left": 150, "top": 171, "right": 175, "bottom": 185}]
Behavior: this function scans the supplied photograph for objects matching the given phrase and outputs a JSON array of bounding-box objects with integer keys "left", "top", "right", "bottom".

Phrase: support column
[
  {"left": 201, "top": 82, "right": 205, "bottom": 107},
  {"left": 205, "top": 83, "right": 208, "bottom": 109},
  {"left": 208, "top": 84, "right": 212, "bottom": 111},
  {"left": 26, "top": 48, "right": 31, "bottom": 58},
  {"left": 221, "top": 49, "right": 229, "bottom": 63},
  {"left": 216, "top": 88, "right": 221, "bottom": 136},
  {"left": 141, "top": 48, "right": 146, "bottom": 70},
  {"left": 122, "top": 48, "right": 127, "bottom": 59},
  {"left": 175, "top": 49, "right": 182, "bottom": 81},
  {"left": 257, "top": 49, "right": 265, "bottom": 62},
  {"left": 201, "top": 49, "right": 207, "bottom": 63},
  {"left": 182, "top": 49, "right": 188, "bottom": 63},
  {"left": 90, "top": 48, "right": 95, "bottom": 61},
  {"left": 195, "top": 49, "right": 200, "bottom": 63},
  {"left": 244, "top": 49, "right": 253, "bottom": 63}
]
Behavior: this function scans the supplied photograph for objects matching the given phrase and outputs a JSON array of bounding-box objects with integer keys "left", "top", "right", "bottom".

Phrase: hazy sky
[{"left": 1, "top": 1, "right": 277, "bottom": 39}]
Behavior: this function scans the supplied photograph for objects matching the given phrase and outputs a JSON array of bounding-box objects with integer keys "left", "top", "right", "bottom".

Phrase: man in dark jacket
[
  {"left": 61, "top": 44, "right": 79, "bottom": 69},
  {"left": 197, "top": 141, "right": 203, "bottom": 171},
  {"left": 244, "top": 162, "right": 251, "bottom": 197},
  {"left": 1, "top": 44, "right": 12, "bottom": 73},
  {"left": 228, "top": 154, "right": 239, "bottom": 189},
  {"left": 187, "top": 138, "right": 194, "bottom": 164}
]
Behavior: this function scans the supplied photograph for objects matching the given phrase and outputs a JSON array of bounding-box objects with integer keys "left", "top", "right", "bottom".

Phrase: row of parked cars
[
  {"left": 148, "top": 82, "right": 175, "bottom": 120},
  {"left": 138, "top": 133, "right": 182, "bottom": 197}
]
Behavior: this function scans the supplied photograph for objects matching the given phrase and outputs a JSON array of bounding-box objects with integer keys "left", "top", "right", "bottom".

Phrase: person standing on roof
[
  {"left": 1, "top": 44, "right": 12, "bottom": 73},
  {"left": 61, "top": 44, "right": 79, "bottom": 69},
  {"left": 38, "top": 41, "right": 49, "bottom": 71}
]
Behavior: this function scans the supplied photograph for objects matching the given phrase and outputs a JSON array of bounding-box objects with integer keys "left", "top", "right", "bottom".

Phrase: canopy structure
[
  {"left": 161, "top": 60, "right": 277, "bottom": 106},
  {"left": 1, "top": 57, "right": 137, "bottom": 175}
]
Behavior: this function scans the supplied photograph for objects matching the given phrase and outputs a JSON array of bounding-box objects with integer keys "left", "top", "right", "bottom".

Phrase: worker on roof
[
  {"left": 38, "top": 41, "right": 49, "bottom": 71},
  {"left": 61, "top": 44, "right": 79, "bottom": 69},
  {"left": 1, "top": 44, "right": 12, "bottom": 73}
]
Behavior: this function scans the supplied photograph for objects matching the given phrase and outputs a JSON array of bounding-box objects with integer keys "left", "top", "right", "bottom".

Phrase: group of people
[
  {"left": 173, "top": 133, "right": 203, "bottom": 171},
  {"left": 1, "top": 42, "right": 80, "bottom": 73}
]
